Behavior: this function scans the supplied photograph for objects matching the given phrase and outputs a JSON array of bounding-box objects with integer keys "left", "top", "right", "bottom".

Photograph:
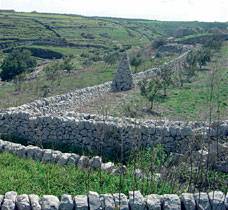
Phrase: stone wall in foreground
[
  {"left": 1, "top": 110, "right": 228, "bottom": 159},
  {"left": 0, "top": 190, "right": 227, "bottom": 210}
]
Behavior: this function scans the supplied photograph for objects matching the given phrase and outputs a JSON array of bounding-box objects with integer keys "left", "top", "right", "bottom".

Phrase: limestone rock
[
  {"left": 100, "top": 194, "right": 115, "bottom": 210},
  {"left": 146, "top": 194, "right": 161, "bottom": 210},
  {"left": 57, "top": 153, "right": 71, "bottom": 165},
  {"left": 74, "top": 195, "right": 88, "bottom": 210},
  {"left": 89, "top": 156, "right": 102, "bottom": 169},
  {"left": 101, "top": 162, "right": 115, "bottom": 173},
  {"left": 88, "top": 191, "right": 102, "bottom": 210},
  {"left": 78, "top": 156, "right": 90, "bottom": 169},
  {"left": 59, "top": 194, "right": 74, "bottom": 210},
  {"left": 26, "top": 145, "right": 43, "bottom": 161},
  {"left": 111, "top": 52, "right": 133, "bottom": 91},
  {"left": 67, "top": 154, "right": 80, "bottom": 166},
  {"left": 129, "top": 191, "right": 146, "bottom": 210},
  {"left": 29, "top": 194, "right": 41, "bottom": 210},
  {"left": 162, "top": 194, "right": 181, "bottom": 210},
  {"left": 194, "top": 192, "right": 211, "bottom": 210},
  {"left": 180, "top": 193, "right": 196, "bottom": 210},
  {"left": 42, "top": 149, "right": 54, "bottom": 163},
  {"left": 40, "top": 195, "right": 59, "bottom": 210},
  {"left": 1, "top": 199, "right": 16, "bottom": 210},
  {"left": 5, "top": 191, "right": 17, "bottom": 202},
  {"left": 16, "top": 194, "right": 31, "bottom": 210},
  {"left": 113, "top": 193, "right": 129, "bottom": 210},
  {"left": 208, "top": 191, "right": 226, "bottom": 210},
  {"left": 0, "top": 195, "right": 4, "bottom": 207}
]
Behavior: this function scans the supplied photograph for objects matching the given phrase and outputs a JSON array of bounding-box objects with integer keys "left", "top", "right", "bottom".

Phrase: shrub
[
  {"left": 130, "top": 55, "right": 142, "bottom": 72},
  {"left": 152, "top": 38, "right": 166, "bottom": 49},
  {"left": 0, "top": 49, "right": 36, "bottom": 81},
  {"left": 139, "top": 77, "right": 162, "bottom": 110}
]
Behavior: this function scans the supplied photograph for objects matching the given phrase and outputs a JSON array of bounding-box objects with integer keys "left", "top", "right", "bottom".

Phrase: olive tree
[{"left": 139, "top": 76, "right": 162, "bottom": 110}]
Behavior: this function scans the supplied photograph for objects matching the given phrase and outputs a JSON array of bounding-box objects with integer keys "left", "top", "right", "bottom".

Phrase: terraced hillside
[{"left": 0, "top": 11, "right": 228, "bottom": 109}]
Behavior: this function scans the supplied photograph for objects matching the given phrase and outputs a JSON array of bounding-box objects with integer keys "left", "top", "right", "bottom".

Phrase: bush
[
  {"left": 0, "top": 49, "right": 36, "bottom": 81},
  {"left": 152, "top": 38, "right": 166, "bottom": 49},
  {"left": 139, "top": 77, "right": 163, "bottom": 110}
]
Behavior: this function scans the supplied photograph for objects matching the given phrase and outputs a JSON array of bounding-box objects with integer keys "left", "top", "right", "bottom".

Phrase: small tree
[
  {"left": 44, "top": 61, "right": 61, "bottom": 86},
  {"left": 160, "top": 63, "right": 173, "bottom": 96},
  {"left": 130, "top": 55, "right": 142, "bottom": 72},
  {"left": 62, "top": 55, "right": 74, "bottom": 72},
  {"left": 139, "top": 77, "right": 162, "bottom": 110},
  {"left": 196, "top": 49, "right": 211, "bottom": 69},
  {"left": 152, "top": 38, "right": 166, "bottom": 49},
  {"left": 13, "top": 73, "right": 26, "bottom": 92},
  {"left": 104, "top": 51, "right": 119, "bottom": 65},
  {"left": 0, "top": 49, "right": 36, "bottom": 81}
]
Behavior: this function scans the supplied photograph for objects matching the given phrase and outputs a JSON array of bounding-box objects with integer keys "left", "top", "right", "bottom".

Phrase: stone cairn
[{"left": 111, "top": 52, "right": 134, "bottom": 91}]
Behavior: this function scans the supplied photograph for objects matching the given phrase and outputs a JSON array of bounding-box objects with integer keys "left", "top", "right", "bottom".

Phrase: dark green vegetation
[
  {"left": 0, "top": 49, "right": 36, "bottom": 81},
  {"left": 0, "top": 10, "right": 228, "bottom": 109}
]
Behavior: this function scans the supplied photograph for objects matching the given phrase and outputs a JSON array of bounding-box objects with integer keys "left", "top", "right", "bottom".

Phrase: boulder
[
  {"left": 129, "top": 191, "right": 146, "bottom": 210},
  {"left": 42, "top": 149, "right": 54, "bottom": 163},
  {"left": 1, "top": 199, "right": 16, "bottom": 210},
  {"left": 113, "top": 193, "right": 129, "bottom": 210},
  {"left": 40, "top": 195, "right": 59, "bottom": 210},
  {"left": 2, "top": 191, "right": 17, "bottom": 210},
  {"left": 29, "top": 194, "right": 41, "bottom": 210},
  {"left": 100, "top": 194, "right": 115, "bottom": 210},
  {"left": 74, "top": 195, "right": 88, "bottom": 210},
  {"left": 0, "top": 195, "right": 4, "bottom": 207},
  {"left": 57, "top": 153, "right": 71, "bottom": 165},
  {"left": 67, "top": 154, "right": 80, "bottom": 165},
  {"left": 180, "top": 193, "right": 196, "bottom": 210},
  {"left": 16, "top": 194, "right": 31, "bottom": 210},
  {"left": 162, "top": 194, "right": 181, "bottom": 210},
  {"left": 89, "top": 156, "right": 102, "bottom": 169},
  {"left": 78, "top": 156, "right": 90, "bottom": 169},
  {"left": 101, "top": 162, "right": 115, "bottom": 173},
  {"left": 88, "top": 191, "right": 102, "bottom": 210},
  {"left": 59, "top": 194, "right": 74, "bottom": 210},
  {"left": 26, "top": 146, "right": 43, "bottom": 161},
  {"left": 4, "top": 191, "right": 17, "bottom": 202},
  {"left": 194, "top": 192, "right": 211, "bottom": 210},
  {"left": 146, "top": 194, "right": 161, "bottom": 210},
  {"left": 208, "top": 191, "right": 226, "bottom": 210}
]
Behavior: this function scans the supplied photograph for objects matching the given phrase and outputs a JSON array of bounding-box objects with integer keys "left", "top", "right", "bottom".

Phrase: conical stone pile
[{"left": 111, "top": 52, "right": 133, "bottom": 91}]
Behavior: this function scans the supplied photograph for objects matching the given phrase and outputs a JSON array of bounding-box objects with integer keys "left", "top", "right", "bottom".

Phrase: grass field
[
  {"left": 0, "top": 151, "right": 174, "bottom": 196},
  {"left": 0, "top": 149, "right": 227, "bottom": 196}
]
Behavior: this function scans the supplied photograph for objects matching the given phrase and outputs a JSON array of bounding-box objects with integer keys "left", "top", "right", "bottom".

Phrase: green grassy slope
[{"left": 0, "top": 10, "right": 227, "bottom": 111}]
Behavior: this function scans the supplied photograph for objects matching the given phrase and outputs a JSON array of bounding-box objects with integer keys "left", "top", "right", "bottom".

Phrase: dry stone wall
[
  {"left": 0, "top": 49, "right": 228, "bottom": 159},
  {"left": 0, "top": 190, "right": 227, "bottom": 210},
  {"left": 1, "top": 110, "right": 228, "bottom": 160},
  {"left": 0, "top": 139, "right": 120, "bottom": 173}
]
